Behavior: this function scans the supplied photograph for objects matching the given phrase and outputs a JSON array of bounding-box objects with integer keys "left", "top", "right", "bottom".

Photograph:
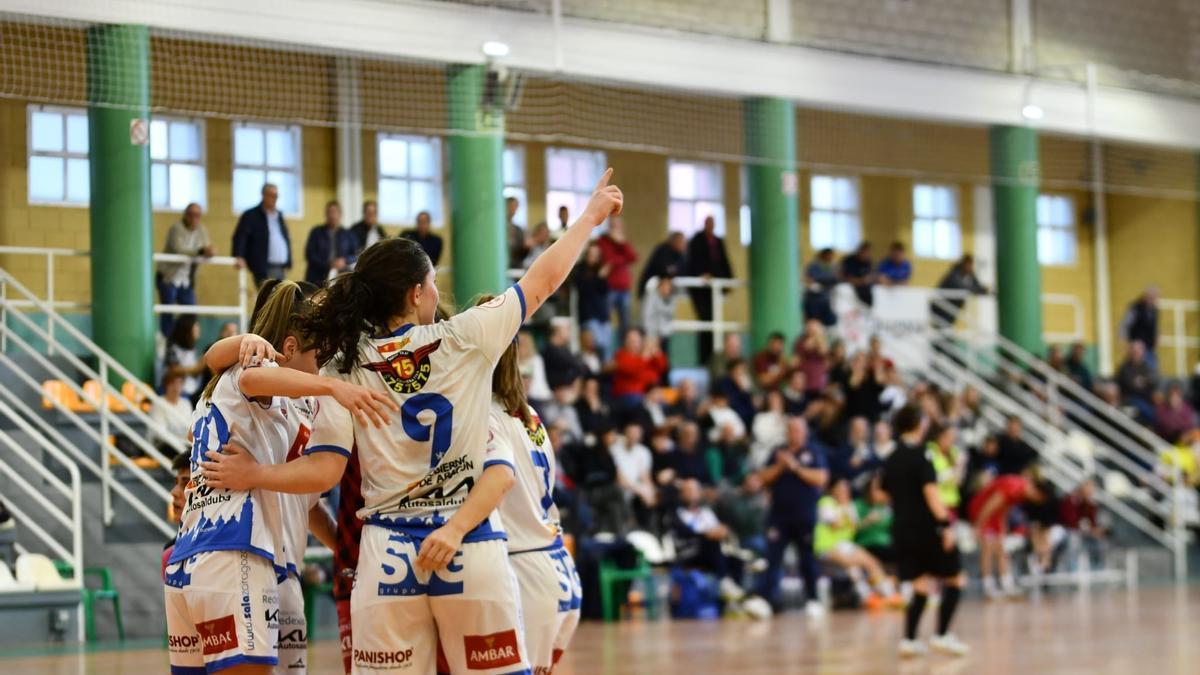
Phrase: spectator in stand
[
  {"left": 610, "top": 328, "right": 660, "bottom": 411},
  {"left": 876, "top": 241, "right": 912, "bottom": 286},
  {"left": 164, "top": 314, "right": 206, "bottom": 405},
  {"left": 1065, "top": 343, "right": 1093, "bottom": 392},
  {"left": 803, "top": 248, "right": 839, "bottom": 326},
  {"left": 577, "top": 329, "right": 603, "bottom": 376},
  {"left": 639, "top": 232, "right": 688, "bottom": 298},
  {"left": 150, "top": 372, "right": 194, "bottom": 455},
  {"left": 1045, "top": 345, "right": 1065, "bottom": 373},
  {"left": 574, "top": 243, "right": 612, "bottom": 358},
  {"left": 506, "top": 196, "right": 526, "bottom": 268},
  {"left": 752, "top": 332, "right": 791, "bottom": 391},
  {"left": 687, "top": 216, "right": 734, "bottom": 364},
  {"left": 996, "top": 415, "right": 1037, "bottom": 476},
  {"left": 878, "top": 361, "right": 908, "bottom": 417},
  {"left": 575, "top": 376, "right": 612, "bottom": 446},
  {"left": 841, "top": 241, "right": 876, "bottom": 306},
  {"left": 556, "top": 205, "right": 570, "bottom": 232},
  {"left": 643, "top": 335, "right": 670, "bottom": 393},
  {"left": 827, "top": 340, "right": 850, "bottom": 389},
  {"left": 756, "top": 417, "right": 829, "bottom": 616},
  {"left": 814, "top": 478, "right": 898, "bottom": 607},
  {"left": 542, "top": 382, "right": 583, "bottom": 446},
  {"left": 969, "top": 471, "right": 1050, "bottom": 599},
  {"left": 350, "top": 200, "right": 387, "bottom": 254},
  {"left": 842, "top": 416, "right": 881, "bottom": 493},
  {"left": 781, "top": 369, "right": 809, "bottom": 415},
  {"left": 597, "top": 216, "right": 638, "bottom": 337},
  {"left": 669, "top": 421, "right": 714, "bottom": 486},
  {"left": 398, "top": 210, "right": 443, "bottom": 267},
  {"left": 576, "top": 427, "right": 627, "bottom": 535},
  {"left": 794, "top": 319, "right": 830, "bottom": 396},
  {"left": 750, "top": 390, "right": 789, "bottom": 470},
  {"left": 1059, "top": 478, "right": 1106, "bottom": 568},
  {"left": 668, "top": 378, "right": 704, "bottom": 422},
  {"left": 933, "top": 254, "right": 987, "bottom": 326},
  {"left": 705, "top": 390, "right": 748, "bottom": 449},
  {"left": 714, "top": 472, "right": 770, "bottom": 565},
  {"left": 715, "top": 359, "right": 756, "bottom": 430},
  {"left": 1116, "top": 340, "right": 1159, "bottom": 423},
  {"left": 542, "top": 321, "right": 583, "bottom": 391},
  {"left": 232, "top": 182, "right": 291, "bottom": 286},
  {"left": 671, "top": 479, "right": 754, "bottom": 600},
  {"left": 516, "top": 332, "right": 552, "bottom": 408},
  {"left": 1157, "top": 430, "right": 1199, "bottom": 487},
  {"left": 855, "top": 477, "right": 893, "bottom": 565},
  {"left": 519, "top": 221, "right": 551, "bottom": 270},
  {"left": 610, "top": 421, "right": 657, "bottom": 528},
  {"left": 641, "top": 275, "right": 679, "bottom": 353},
  {"left": 927, "top": 423, "right": 964, "bottom": 517},
  {"left": 709, "top": 333, "right": 743, "bottom": 388},
  {"left": 156, "top": 202, "right": 212, "bottom": 336},
  {"left": 1121, "top": 287, "right": 1160, "bottom": 368},
  {"left": 844, "top": 351, "right": 884, "bottom": 422},
  {"left": 303, "top": 200, "right": 357, "bottom": 285},
  {"left": 1155, "top": 382, "right": 1196, "bottom": 443}
]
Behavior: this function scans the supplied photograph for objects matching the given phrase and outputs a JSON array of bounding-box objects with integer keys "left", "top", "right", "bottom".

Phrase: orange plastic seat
[
  {"left": 41, "top": 380, "right": 95, "bottom": 413},
  {"left": 659, "top": 387, "right": 680, "bottom": 405},
  {"left": 121, "top": 381, "right": 149, "bottom": 412},
  {"left": 82, "top": 380, "right": 128, "bottom": 413}
]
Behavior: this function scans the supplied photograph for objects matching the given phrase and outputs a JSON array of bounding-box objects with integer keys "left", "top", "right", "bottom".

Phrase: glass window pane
[
  {"left": 409, "top": 140, "right": 437, "bottom": 180},
  {"left": 913, "top": 185, "right": 933, "bottom": 218},
  {"left": 811, "top": 176, "right": 833, "bottom": 210},
  {"left": 695, "top": 163, "right": 721, "bottom": 200},
  {"left": 835, "top": 178, "right": 858, "bottom": 210},
  {"left": 810, "top": 210, "right": 834, "bottom": 249},
  {"left": 65, "top": 158, "right": 89, "bottom": 203},
  {"left": 1059, "top": 230, "right": 1076, "bottom": 264},
  {"left": 739, "top": 204, "right": 752, "bottom": 246},
  {"left": 913, "top": 219, "right": 933, "bottom": 257},
  {"left": 151, "top": 163, "right": 168, "bottom": 207},
  {"left": 545, "top": 151, "right": 573, "bottom": 190},
  {"left": 410, "top": 180, "right": 440, "bottom": 223},
  {"left": 503, "top": 146, "right": 524, "bottom": 187},
  {"left": 150, "top": 120, "right": 169, "bottom": 161},
  {"left": 378, "top": 178, "right": 410, "bottom": 223},
  {"left": 170, "top": 163, "right": 206, "bottom": 210},
  {"left": 837, "top": 213, "right": 861, "bottom": 250},
  {"left": 28, "top": 156, "right": 64, "bottom": 201},
  {"left": 669, "top": 162, "right": 696, "bottom": 200},
  {"left": 546, "top": 190, "right": 576, "bottom": 223},
  {"left": 66, "top": 114, "right": 88, "bottom": 154},
  {"left": 379, "top": 138, "right": 409, "bottom": 177},
  {"left": 1037, "top": 195, "right": 1052, "bottom": 225},
  {"left": 30, "top": 111, "right": 64, "bottom": 153},
  {"left": 936, "top": 187, "right": 957, "bottom": 217},
  {"left": 169, "top": 121, "right": 201, "bottom": 162},
  {"left": 669, "top": 200, "right": 694, "bottom": 235},
  {"left": 265, "top": 129, "right": 295, "bottom": 168},
  {"left": 232, "top": 168, "right": 266, "bottom": 213},
  {"left": 234, "top": 127, "right": 264, "bottom": 166},
  {"left": 266, "top": 170, "right": 298, "bottom": 214},
  {"left": 1053, "top": 197, "right": 1072, "bottom": 226}
]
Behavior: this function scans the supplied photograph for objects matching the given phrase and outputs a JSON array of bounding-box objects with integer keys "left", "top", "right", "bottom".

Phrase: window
[
  {"left": 502, "top": 145, "right": 527, "bottom": 228},
  {"left": 912, "top": 183, "right": 961, "bottom": 259},
  {"left": 232, "top": 123, "right": 302, "bottom": 215},
  {"left": 151, "top": 117, "right": 206, "bottom": 211},
  {"left": 27, "top": 106, "right": 89, "bottom": 205},
  {"left": 1037, "top": 194, "right": 1077, "bottom": 265},
  {"left": 377, "top": 134, "right": 443, "bottom": 226},
  {"left": 668, "top": 160, "right": 724, "bottom": 239},
  {"left": 545, "top": 147, "right": 606, "bottom": 231},
  {"left": 738, "top": 165, "right": 751, "bottom": 246},
  {"left": 809, "top": 175, "right": 861, "bottom": 251}
]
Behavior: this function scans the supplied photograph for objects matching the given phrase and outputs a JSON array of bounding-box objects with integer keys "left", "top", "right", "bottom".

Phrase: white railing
[
  {"left": 1158, "top": 298, "right": 1199, "bottom": 378},
  {"left": 643, "top": 276, "right": 748, "bottom": 350}
]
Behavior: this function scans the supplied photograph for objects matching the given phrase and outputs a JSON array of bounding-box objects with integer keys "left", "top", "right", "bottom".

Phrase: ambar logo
[
  {"left": 463, "top": 629, "right": 521, "bottom": 670},
  {"left": 196, "top": 615, "right": 238, "bottom": 655}
]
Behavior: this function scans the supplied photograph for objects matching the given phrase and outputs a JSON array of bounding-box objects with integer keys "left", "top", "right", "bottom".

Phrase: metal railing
[{"left": 644, "top": 276, "right": 748, "bottom": 350}]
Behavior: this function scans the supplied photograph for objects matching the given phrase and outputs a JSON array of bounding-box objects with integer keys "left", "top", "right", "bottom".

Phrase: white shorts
[
  {"left": 164, "top": 550, "right": 280, "bottom": 674},
  {"left": 509, "top": 547, "right": 582, "bottom": 675},
  {"left": 276, "top": 574, "right": 307, "bottom": 674},
  {"left": 820, "top": 541, "right": 862, "bottom": 560},
  {"left": 351, "top": 526, "right": 529, "bottom": 675}
]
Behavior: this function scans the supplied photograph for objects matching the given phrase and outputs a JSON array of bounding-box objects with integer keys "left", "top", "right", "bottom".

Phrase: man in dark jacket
[
  {"left": 1121, "top": 287, "right": 1159, "bottom": 368},
  {"left": 638, "top": 231, "right": 688, "bottom": 297},
  {"left": 400, "top": 211, "right": 444, "bottom": 266},
  {"left": 303, "top": 201, "right": 358, "bottom": 286},
  {"left": 232, "top": 183, "right": 291, "bottom": 286},
  {"left": 350, "top": 200, "right": 388, "bottom": 254},
  {"left": 686, "top": 216, "right": 733, "bottom": 364},
  {"left": 933, "top": 254, "right": 988, "bottom": 326}
]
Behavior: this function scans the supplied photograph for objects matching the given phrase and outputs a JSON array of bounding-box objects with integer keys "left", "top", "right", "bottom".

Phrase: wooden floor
[{"left": 4, "top": 585, "right": 1199, "bottom": 674}]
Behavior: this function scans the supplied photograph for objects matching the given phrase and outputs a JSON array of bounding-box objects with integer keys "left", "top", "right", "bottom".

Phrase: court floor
[{"left": 3, "top": 585, "right": 1197, "bottom": 674}]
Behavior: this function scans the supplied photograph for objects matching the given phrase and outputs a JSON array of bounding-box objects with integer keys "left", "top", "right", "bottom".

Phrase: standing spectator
[
  {"left": 752, "top": 332, "right": 791, "bottom": 391},
  {"left": 641, "top": 275, "right": 679, "bottom": 352},
  {"left": 781, "top": 369, "right": 810, "bottom": 415},
  {"left": 163, "top": 314, "right": 205, "bottom": 405},
  {"left": 541, "top": 321, "right": 584, "bottom": 391},
  {"left": 150, "top": 372, "right": 194, "bottom": 455},
  {"left": 556, "top": 205, "right": 570, "bottom": 232},
  {"left": 1116, "top": 340, "right": 1159, "bottom": 423},
  {"left": 575, "top": 243, "right": 612, "bottom": 358},
  {"left": 597, "top": 216, "right": 638, "bottom": 337},
  {"left": 755, "top": 417, "right": 829, "bottom": 616},
  {"left": 687, "top": 216, "right": 734, "bottom": 364},
  {"left": 1120, "top": 287, "right": 1160, "bottom": 368},
  {"left": 841, "top": 242, "right": 875, "bottom": 306},
  {"left": 610, "top": 422, "right": 657, "bottom": 528},
  {"left": 156, "top": 202, "right": 212, "bottom": 337},
  {"left": 708, "top": 333, "right": 744, "bottom": 388},
  {"left": 1155, "top": 382, "right": 1196, "bottom": 443},
  {"left": 876, "top": 242, "right": 912, "bottom": 286},
  {"left": 303, "top": 200, "right": 357, "bottom": 285},
  {"left": 803, "top": 248, "right": 838, "bottom": 326},
  {"left": 350, "top": 199, "right": 387, "bottom": 254},
  {"left": 638, "top": 231, "right": 688, "bottom": 297},
  {"left": 575, "top": 376, "right": 612, "bottom": 445},
  {"left": 933, "top": 254, "right": 987, "bottom": 326},
  {"left": 844, "top": 352, "right": 883, "bottom": 422},
  {"left": 519, "top": 222, "right": 551, "bottom": 270},
  {"left": 232, "top": 183, "right": 291, "bottom": 286},
  {"left": 996, "top": 415, "right": 1037, "bottom": 476},
  {"left": 506, "top": 196, "right": 526, "bottom": 268},
  {"left": 842, "top": 416, "right": 880, "bottom": 493},
  {"left": 1065, "top": 343, "right": 1094, "bottom": 392},
  {"left": 715, "top": 359, "right": 756, "bottom": 430},
  {"left": 400, "top": 210, "right": 443, "bottom": 266},
  {"left": 793, "top": 319, "right": 830, "bottom": 396}
]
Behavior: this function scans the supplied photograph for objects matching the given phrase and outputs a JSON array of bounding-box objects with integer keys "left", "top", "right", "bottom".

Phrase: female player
[
  {"left": 482, "top": 296, "right": 582, "bottom": 674},
  {"left": 206, "top": 170, "right": 622, "bottom": 674},
  {"left": 968, "top": 469, "right": 1049, "bottom": 599},
  {"left": 166, "top": 280, "right": 394, "bottom": 675}
]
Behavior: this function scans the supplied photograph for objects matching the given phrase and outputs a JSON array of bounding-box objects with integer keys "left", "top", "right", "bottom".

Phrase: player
[
  {"left": 166, "top": 280, "right": 393, "bottom": 675},
  {"left": 880, "top": 405, "right": 968, "bottom": 658},
  {"left": 482, "top": 295, "right": 582, "bottom": 674},
  {"left": 968, "top": 470, "right": 1049, "bottom": 599}
]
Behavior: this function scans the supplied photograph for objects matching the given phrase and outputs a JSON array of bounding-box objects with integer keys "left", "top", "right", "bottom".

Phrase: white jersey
[
  {"left": 490, "top": 401, "right": 562, "bottom": 553},
  {"left": 276, "top": 395, "right": 329, "bottom": 579},
  {"left": 170, "top": 363, "right": 316, "bottom": 573},
  {"left": 309, "top": 285, "right": 526, "bottom": 543}
]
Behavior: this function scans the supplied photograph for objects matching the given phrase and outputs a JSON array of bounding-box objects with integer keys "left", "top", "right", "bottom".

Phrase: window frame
[
  {"left": 231, "top": 121, "right": 304, "bottom": 217},
  {"left": 911, "top": 182, "right": 962, "bottom": 260},
  {"left": 1036, "top": 193, "right": 1078, "bottom": 267},
  {"left": 150, "top": 115, "right": 207, "bottom": 213},
  {"left": 26, "top": 104, "right": 90, "bottom": 207},
  {"left": 545, "top": 147, "right": 607, "bottom": 232},
  {"left": 667, "top": 158, "right": 726, "bottom": 240},
  {"left": 808, "top": 174, "right": 862, "bottom": 252},
  {"left": 375, "top": 132, "right": 444, "bottom": 228}
]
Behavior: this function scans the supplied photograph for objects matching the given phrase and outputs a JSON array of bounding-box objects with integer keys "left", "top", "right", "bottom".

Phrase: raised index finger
[{"left": 594, "top": 167, "right": 613, "bottom": 191}]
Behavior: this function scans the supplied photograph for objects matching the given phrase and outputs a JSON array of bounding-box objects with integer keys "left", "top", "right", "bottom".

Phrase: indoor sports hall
[{"left": 0, "top": 1, "right": 1199, "bottom": 674}]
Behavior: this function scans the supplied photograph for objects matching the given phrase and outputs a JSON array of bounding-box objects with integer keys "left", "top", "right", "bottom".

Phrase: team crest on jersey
[
  {"left": 366, "top": 340, "right": 442, "bottom": 394},
  {"left": 525, "top": 419, "right": 547, "bottom": 447}
]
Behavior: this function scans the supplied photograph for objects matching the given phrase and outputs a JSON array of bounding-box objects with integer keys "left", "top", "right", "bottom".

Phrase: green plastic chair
[
  {"left": 597, "top": 552, "right": 658, "bottom": 622},
  {"left": 54, "top": 561, "right": 125, "bottom": 642}
]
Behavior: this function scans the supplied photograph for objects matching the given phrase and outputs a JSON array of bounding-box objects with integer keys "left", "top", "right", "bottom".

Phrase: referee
[{"left": 881, "top": 405, "right": 968, "bottom": 658}]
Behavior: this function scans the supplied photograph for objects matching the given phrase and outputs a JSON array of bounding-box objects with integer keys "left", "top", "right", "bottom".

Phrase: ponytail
[{"left": 477, "top": 294, "right": 534, "bottom": 429}]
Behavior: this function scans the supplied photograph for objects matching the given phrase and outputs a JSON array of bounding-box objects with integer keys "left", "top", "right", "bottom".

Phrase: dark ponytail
[{"left": 298, "top": 237, "right": 432, "bottom": 372}]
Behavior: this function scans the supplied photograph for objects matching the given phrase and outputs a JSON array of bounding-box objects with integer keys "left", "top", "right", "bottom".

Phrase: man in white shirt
[{"left": 609, "top": 421, "right": 656, "bottom": 526}]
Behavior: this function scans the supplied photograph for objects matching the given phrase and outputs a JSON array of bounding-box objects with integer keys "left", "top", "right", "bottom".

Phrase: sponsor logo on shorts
[
  {"left": 354, "top": 648, "right": 415, "bottom": 670},
  {"left": 464, "top": 630, "right": 521, "bottom": 670},
  {"left": 279, "top": 628, "right": 307, "bottom": 645},
  {"left": 167, "top": 634, "right": 200, "bottom": 653},
  {"left": 238, "top": 552, "right": 257, "bottom": 651},
  {"left": 196, "top": 615, "right": 238, "bottom": 656}
]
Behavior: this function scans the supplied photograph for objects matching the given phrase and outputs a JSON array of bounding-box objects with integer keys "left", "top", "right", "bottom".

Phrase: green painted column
[
  {"left": 446, "top": 64, "right": 506, "bottom": 309},
  {"left": 86, "top": 25, "right": 153, "bottom": 382},
  {"left": 989, "top": 125, "right": 1043, "bottom": 355},
  {"left": 744, "top": 98, "right": 801, "bottom": 351}
]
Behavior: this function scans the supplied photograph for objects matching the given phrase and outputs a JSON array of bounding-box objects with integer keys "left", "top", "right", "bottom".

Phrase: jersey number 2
[{"left": 400, "top": 393, "right": 454, "bottom": 468}]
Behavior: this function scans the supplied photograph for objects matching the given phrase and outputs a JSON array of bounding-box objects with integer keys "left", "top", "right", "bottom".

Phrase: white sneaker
[
  {"left": 804, "top": 600, "right": 826, "bottom": 619},
  {"left": 898, "top": 639, "right": 928, "bottom": 658},
  {"left": 930, "top": 633, "right": 970, "bottom": 657},
  {"left": 743, "top": 595, "right": 773, "bottom": 621},
  {"left": 719, "top": 576, "right": 745, "bottom": 602}
]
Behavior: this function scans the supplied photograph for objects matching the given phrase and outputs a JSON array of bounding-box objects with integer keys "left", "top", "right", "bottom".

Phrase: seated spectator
[
  {"left": 803, "top": 248, "right": 838, "bottom": 326},
  {"left": 150, "top": 372, "right": 193, "bottom": 455},
  {"left": 996, "top": 415, "right": 1037, "bottom": 476},
  {"left": 1116, "top": 340, "right": 1159, "bottom": 422},
  {"left": 875, "top": 241, "right": 911, "bottom": 286},
  {"left": 156, "top": 202, "right": 212, "bottom": 337},
  {"left": 571, "top": 426, "right": 627, "bottom": 535},
  {"left": 577, "top": 329, "right": 604, "bottom": 375},
  {"left": 164, "top": 314, "right": 206, "bottom": 405},
  {"left": 841, "top": 416, "right": 880, "bottom": 493},
  {"left": 840, "top": 241, "right": 876, "bottom": 306},
  {"left": 667, "top": 378, "right": 704, "bottom": 422},
  {"left": 871, "top": 419, "right": 896, "bottom": 461},
  {"left": 1155, "top": 382, "right": 1196, "bottom": 442},
  {"left": 1157, "top": 430, "right": 1199, "bottom": 487},
  {"left": 517, "top": 332, "right": 552, "bottom": 407},
  {"left": 667, "top": 421, "right": 714, "bottom": 487},
  {"left": 969, "top": 471, "right": 1050, "bottom": 599},
  {"left": 793, "top": 319, "right": 829, "bottom": 396},
  {"left": 715, "top": 359, "right": 756, "bottom": 430},
  {"left": 708, "top": 333, "right": 744, "bottom": 388},
  {"left": 780, "top": 369, "right": 809, "bottom": 415},
  {"left": 574, "top": 376, "right": 612, "bottom": 446},
  {"left": 750, "top": 390, "right": 788, "bottom": 471},
  {"left": 705, "top": 391, "right": 747, "bottom": 448},
  {"left": 610, "top": 422, "right": 657, "bottom": 528},
  {"left": 814, "top": 478, "right": 898, "bottom": 607},
  {"left": 854, "top": 477, "right": 893, "bottom": 565},
  {"left": 926, "top": 423, "right": 964, "bottom": 516},
  {"left": 641, "top": 275, "right": 680, "bottom": 352},
  {"left": 1059, "top": 478, "right": 1107, "bottom": 568},
  {"left": 672, "top": 478, "right": 762, "bottom": 608},
  {"left": 752, "top": 332, "right": 791, "bottom": 391},
  {"left": 542, "top": 321, "right": 584, "bottom": 391},
  {"left": 520, "top": 221, "right": 551, "bottom": 270},
  {"left": 714, "top": 472, "right": 770, "bottom": 562},
  {"left": 542, "top": 382, "right": 584, "bottom": 446},
  {"left": 1065, "top": 343, "right": 1094, "bottom": 392},
  {"left": 827, "top": 340, "right": 850, "bottom": 389},
  {"left": 630, "top": 385, "right": 674, "bottom": 439},
  {"left": 878, "top": 362, "right": 908, "bottom": 417},
  {"left": 400, "top": 210, "right": 443, "bottom": 266},
  {"left": 610, "top": 329, "right": 668, "bottom": 414},
  {"left": 1045, "top": 345, "right": 1065, "bottom": 372},
  {"left": 303, "top": 200, "right": 357, "bottom": 285},
  {"left": 806, "top": 389, "right": 847, "bottom": 451},
  {"left": 638, "top": 231, "right": 688, "bottom": 297},
  {"left": 574, "top": 243, "right": 612, "bottom": 358},
  {"left": 844, "top": 351, "right": 884, "bottom": 422}
]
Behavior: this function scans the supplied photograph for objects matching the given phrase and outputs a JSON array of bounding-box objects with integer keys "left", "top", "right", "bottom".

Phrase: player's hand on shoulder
[
  {"left": 329, "top": 380, "right": 400, "bottom": 428},
  {"left": 200, "top": 442, "right": 260, "bottom": 490},
  {"left": 582, "top": 168, "right": 623, "bottom": 225}
]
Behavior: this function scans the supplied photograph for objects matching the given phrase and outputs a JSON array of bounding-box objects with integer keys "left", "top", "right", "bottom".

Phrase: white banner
[{"left": 832, "top": 283, "right": 930, "bottom": 371}]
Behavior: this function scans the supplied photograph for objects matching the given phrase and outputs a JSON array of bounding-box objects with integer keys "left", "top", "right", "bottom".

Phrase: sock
[
  {"left": 982, "top": 576, "right": 997, "bottom": 594},
  {"left": 878, "top": 578, "right": 897, "bottom": 597},
  {"left": 1001, "top": 573, "right": 1016, "bottom": 592},
  {"left": 937, "top": 586, "right": 961, "bottom": 636},
  {"left": 905, "top": 593, "right": 928, "bottom": 641}
]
